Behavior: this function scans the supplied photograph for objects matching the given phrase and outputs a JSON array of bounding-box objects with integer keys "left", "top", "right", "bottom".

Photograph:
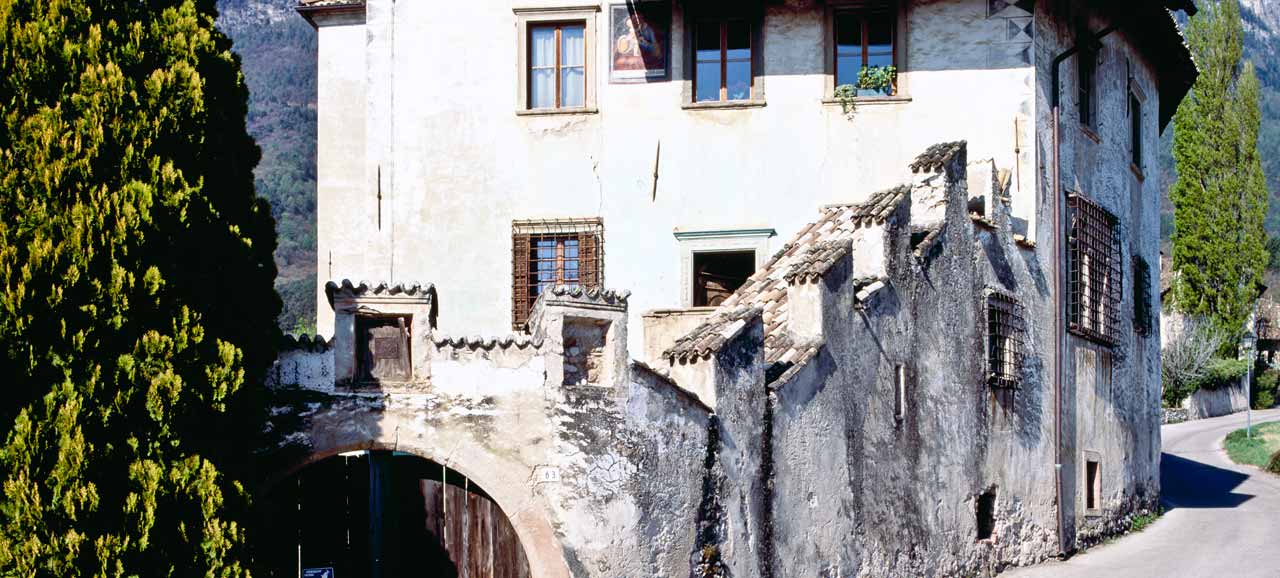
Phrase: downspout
[{"left": 1049, "top": 21, "right": 1117, "bottom": 558}]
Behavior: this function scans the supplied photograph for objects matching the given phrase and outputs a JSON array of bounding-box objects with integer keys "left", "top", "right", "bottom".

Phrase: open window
[
  {"left": 693, "top": 250, "right": 755, "bottom": 307},
  {"left": 1078, "top": 48, "right": 1099, "bottom": 131},
  {"left": 1085, "top": 459, "right": 1101, "bottom": 514}
]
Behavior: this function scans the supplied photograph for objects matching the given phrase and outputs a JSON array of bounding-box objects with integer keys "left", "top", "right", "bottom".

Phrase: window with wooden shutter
[{"left": 511, "top": 218, "right": 604, "bottom": 330}]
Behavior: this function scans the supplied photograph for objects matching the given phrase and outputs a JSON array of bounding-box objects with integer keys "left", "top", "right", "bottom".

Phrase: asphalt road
[{"left": 1004, "top": 408, "right": 1280, "bottom": 578}]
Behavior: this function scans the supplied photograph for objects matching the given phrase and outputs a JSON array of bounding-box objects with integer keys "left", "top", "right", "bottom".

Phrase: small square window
[
  {"left": 693, "top": 250, "right": 755, "bottom": 307},
  {"left": 834, "top": 4, "right": 897, "bottom": 96}
]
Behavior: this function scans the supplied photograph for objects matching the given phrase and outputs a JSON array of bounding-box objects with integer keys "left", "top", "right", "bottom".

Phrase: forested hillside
[
  {"left": 215, "top": 0, "right": 1279, "bottom": 332},
  {"left": 217, "top": 0, "right": 317, "bottom": 333}
]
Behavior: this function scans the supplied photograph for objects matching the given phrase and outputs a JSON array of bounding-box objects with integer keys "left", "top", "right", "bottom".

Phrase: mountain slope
[{"left": 217, "top": 0, "right": 317, "bottom": 333}]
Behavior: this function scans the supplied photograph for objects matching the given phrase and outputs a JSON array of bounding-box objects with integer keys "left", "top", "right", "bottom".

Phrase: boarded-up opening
[
  {"left": 1086, "top": 460, "right": 1101, "bottom": 512},
  {"left": 260, "top": 452, "right": 531, "bottom": 578},
  {"left": 976, "top": 489, "right": 996, "bottom": 541},
  {"left": 693, "top": 250, "right": 755, "bottom": 306},
  {"left": 356, "top": 314, "right": 412, "bottom": 383}
]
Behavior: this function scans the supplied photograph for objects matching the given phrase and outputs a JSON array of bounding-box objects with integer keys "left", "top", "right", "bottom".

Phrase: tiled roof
[
  {"left": 666, "top": 186, "right": 910, "bottom": 365},
  {"left": 909, "top": 141, "right": 967, "bottom": 174}
]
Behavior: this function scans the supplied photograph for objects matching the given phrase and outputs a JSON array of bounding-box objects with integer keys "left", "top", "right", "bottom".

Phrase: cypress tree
[
  {"left": 1170, "top": 0, "right": 1270, "bottom": 346},
  {"left": 0, "top": 0, "right": 279, "bottom": 575}
]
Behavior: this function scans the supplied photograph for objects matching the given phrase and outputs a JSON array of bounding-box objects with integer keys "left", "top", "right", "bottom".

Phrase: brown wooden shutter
[
  {"left": 579, "top": 231, "right": 600, "bottom": 289},
  {"left": 512, "top": 232, "right": 531, "bottom": 329}
]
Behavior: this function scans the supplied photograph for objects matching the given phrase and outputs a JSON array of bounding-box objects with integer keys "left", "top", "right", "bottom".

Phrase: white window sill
[
  {"left": 516, "top": 107, "right": 599, "bottom": 117},
  {"left": 822, "top": 95, "right": 912, "bottom": 106},
  {"left": 682, "top": 100, "right": 767, "bottom": 111}
]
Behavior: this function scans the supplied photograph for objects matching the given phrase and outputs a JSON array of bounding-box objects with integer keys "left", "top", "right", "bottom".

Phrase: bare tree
[{"left": 1162, "top": 315, "right": 1229, "bottom": 404}]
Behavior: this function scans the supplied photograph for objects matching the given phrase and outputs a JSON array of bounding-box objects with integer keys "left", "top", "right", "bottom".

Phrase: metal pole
[{"left": 1247, "top": 350, "right": 1253, "bottom": 439}]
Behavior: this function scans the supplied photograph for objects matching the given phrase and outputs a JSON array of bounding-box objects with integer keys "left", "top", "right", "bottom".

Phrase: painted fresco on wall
[{"left": 610, "top": 2, "right": 670, "bottom": 82}]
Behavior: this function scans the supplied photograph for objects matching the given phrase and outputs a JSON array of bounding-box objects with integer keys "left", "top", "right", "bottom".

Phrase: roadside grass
[
  {"left": 1128, "top": 509, "right": 1161, "bottom": 533},
  {"left": 1223, "top": 421, "right": 1280, "bottom": 470}
]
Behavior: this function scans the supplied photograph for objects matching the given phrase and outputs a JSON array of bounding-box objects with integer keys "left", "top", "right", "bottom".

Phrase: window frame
[
  {"left": 682, "top": 6, "right": 765, "bottom": 109},
  {"left": 673, "top": 228, "right": 775, "bottom": 307},
  {"left": 823, "top": 1, "right": 908, "bottom": 104},
  {"left": 985, "top": 291, "right": 1027, "bottom": 389},
  {"left": 512, "top": 218, "right": 604, "bottom": 330},
  {"left": 1078, "top": 47, "right": 1099, "bottom": 131},
  {"left": 1067, "top": 193, "right": 1124, "bottom": 346},
  {"left": 1129, "top": 90, "right": 1143, "bottom": 172},
  {"left": 514, "top": 5, "right": 599, "bottom": 115},
  {"left": 832, "top": 4, "right": 898, "bottom": 96},
  {"left": 527, "top": 22, "right": 587, "bottom": 110},
  {"left": 693, "top": 17, "right": 754, "bottom": 103}
]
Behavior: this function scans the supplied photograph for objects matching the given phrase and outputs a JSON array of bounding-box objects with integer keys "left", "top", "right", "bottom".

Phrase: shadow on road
[{"left": 1160, "top": 453, "right": 1253, "bottom": 510}]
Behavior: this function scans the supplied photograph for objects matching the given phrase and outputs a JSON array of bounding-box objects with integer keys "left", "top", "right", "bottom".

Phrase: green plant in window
[
  {"left": 834, "top": 65, "right": 897, "bottom": 119},
  {"left": 858, "top": 65, "right": 897, "bottom": 95}
]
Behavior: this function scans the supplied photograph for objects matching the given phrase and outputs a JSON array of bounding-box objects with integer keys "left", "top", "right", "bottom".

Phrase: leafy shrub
[
  {"left": 1269, "top": 449, "right": 1280, "bottom": 475},
  {"left": 1255, "top": 368, "right": 1279, "bottom": 409},
  {"left": 1195, "top": 358, "right": 1251, "bottom": 390}
]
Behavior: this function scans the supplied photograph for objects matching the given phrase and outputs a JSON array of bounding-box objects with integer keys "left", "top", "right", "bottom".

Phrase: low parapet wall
[{"left": 1183, "top": 377, "right": 1250, "bottom": 420}]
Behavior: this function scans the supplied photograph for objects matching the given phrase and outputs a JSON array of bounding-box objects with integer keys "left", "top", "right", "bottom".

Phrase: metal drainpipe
[{"left": 1049, "top": 21, "right": 1117, "bottom": 558}]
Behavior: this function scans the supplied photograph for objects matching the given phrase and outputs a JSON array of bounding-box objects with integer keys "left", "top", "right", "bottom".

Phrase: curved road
[{"left": 1005, "top": 408, "right": 1280, "bottom": 578}]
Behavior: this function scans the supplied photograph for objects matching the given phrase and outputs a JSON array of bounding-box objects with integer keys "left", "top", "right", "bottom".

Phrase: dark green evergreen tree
[
  {"left": 1171, "top": 0, "right": 1270, "bottom": 346},
  {"left": 0, "top": 0, "right": 279, "bottom": 575}
]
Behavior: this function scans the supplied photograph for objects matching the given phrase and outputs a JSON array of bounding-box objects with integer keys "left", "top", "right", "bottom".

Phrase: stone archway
[{"left": 260, "top": 420, "right": 572, "bottom": 578}]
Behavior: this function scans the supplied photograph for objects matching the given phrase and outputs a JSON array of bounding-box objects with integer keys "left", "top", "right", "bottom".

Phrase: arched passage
[{"left": 258, "top": 450, "right": 532, "bottom": 578}]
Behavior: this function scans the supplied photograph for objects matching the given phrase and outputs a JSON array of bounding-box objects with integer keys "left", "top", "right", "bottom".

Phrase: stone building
[{"left": 260, "top": 0, "right": 1197, "bottom": 576}]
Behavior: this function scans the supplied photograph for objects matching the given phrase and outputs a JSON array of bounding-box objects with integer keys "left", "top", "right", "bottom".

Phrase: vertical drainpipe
[{"left": 1050, "top": 20, "right": 1116, "bottom": 557}]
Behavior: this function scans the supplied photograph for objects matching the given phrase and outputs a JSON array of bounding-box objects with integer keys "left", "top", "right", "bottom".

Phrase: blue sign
[{"left": 302, "top": 569, "right": 334, "bottom": 578}]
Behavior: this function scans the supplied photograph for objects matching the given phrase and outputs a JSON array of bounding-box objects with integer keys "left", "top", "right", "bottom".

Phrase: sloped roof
[{"left": 666, "top": 186, "right": 909, "bottom": 364}]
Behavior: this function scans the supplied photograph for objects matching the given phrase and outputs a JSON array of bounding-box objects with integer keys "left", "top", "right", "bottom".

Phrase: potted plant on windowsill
[{"left": 834, "top": 65, "right": 898, "bottom": 118}]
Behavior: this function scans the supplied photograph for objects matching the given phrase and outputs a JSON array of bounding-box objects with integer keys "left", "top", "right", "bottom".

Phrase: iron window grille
[
  {"left": 1133, "top": 255, "right": 1152, "bottom": 337},
  {"left": 512, "top": 218, "right": 604, "bottom": 330},
  {"left": 1067, "top": 194, "right": 1123, "bottom": 346},
  {"left": 986, "top": 291, "right": 1026, "bottom": 389}
]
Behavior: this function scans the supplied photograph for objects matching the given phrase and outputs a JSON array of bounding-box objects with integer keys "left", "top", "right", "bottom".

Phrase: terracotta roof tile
[{"left": 665, "top": 186, "right": 908, "bottom": 364}]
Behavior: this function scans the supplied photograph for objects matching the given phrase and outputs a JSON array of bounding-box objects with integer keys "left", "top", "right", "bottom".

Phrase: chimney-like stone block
[{"left": 529, "top": 286, "right": 630, "bottom": 390}]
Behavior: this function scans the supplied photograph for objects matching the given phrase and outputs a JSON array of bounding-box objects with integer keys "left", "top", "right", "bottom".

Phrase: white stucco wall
[{"left": 311, "top": 0, "right": 1040, "bottom": 356}]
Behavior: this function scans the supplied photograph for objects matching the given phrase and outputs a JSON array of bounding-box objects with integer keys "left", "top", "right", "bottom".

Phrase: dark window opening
[
  {"left": 976, "top": 490, "right": 996, "bottom": 541},
  {"left": 693, "top": 250, "right": 755, "bottom": 307},
  {"left": 1130, "top": 92, "right": 1142, "bottom": 168},
  {"left": 1067, "top": 194, "right": 1123, "bottom": 346},
  {"left": 834, "top": 4, "right": 897, "bottom": 96},
  {"left": 1133, "top": 256, "right": 1152, "bottom": 336},
  {"left": 356, "top": 314, "right": 412, "bottom": 383},
  {"left": 1086, "top": 460, "right": 1101, "bottom": 511},
  {"left": 1078, "top": 49, "right": 1097, "bottom": 129},
  {"left": 694, "top": 18, "right": 753, "bottom": 102},
  {"left": 512, "top": 219, "right": 603, "bottom": 329},
  {"left": 987, "top": 293, "right": 1026, "bottom": 388}
]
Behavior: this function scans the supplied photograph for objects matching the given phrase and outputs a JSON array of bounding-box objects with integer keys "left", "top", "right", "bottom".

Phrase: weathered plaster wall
[
  {"left": 265, "top": 297, "right": 714, "bottom": 578},
  {"left": 771, "top": 153, "right": 1060, "bottom": 578},
  {"left": 312, "top": 0, "right": 1038, "bottom": 355},
  {"left": 1034, "top": 0, "right": 1165, "bottom": 549}
]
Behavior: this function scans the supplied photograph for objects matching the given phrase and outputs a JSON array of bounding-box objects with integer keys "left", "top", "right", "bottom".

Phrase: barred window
[
  {"left": 1067, "top": 194, "right": 1123, "bottom": 345},
  {"left": 987, "top": 292, "right": 1026, "bottom": 388},
  {"left": 512, "top": 218, "right": 603, "bottom": 329},
  {"left": 1133, "top": 255, "right": 1152, "bottom": 336}
]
